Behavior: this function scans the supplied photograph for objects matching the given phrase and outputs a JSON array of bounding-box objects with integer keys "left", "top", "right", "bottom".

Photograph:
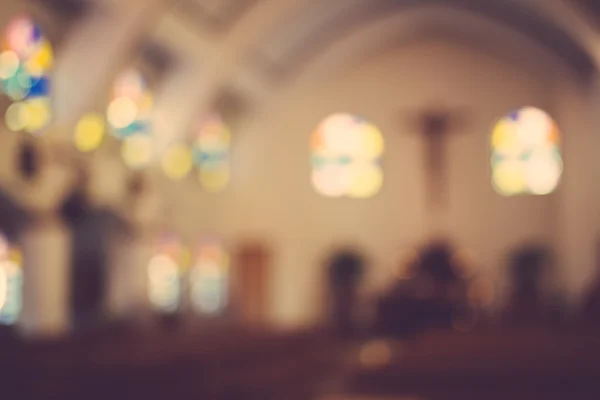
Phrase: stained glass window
[
  {"left": 0, "top": 15, "right": 53, "bottom": 134},
  {"left": 148, "top": 233, "right": 189, "bottom": 314},
  {"left": 107, "top": 68, "right": 154, "bottom": 168},
  {"left": 190, "top": 239, "right": 229, "bottom": 315},
  {"left": 491, "top": 107, "right": 563, "bottom": 196},
  {"left": 193, "top": 115, "right": 231, "bottom": 192},
  {"left": 0, "top": 234, "right": 22, "bottom": 325},
  {"left": 311, "top": 113, "right": 384, "bottom": 198}
]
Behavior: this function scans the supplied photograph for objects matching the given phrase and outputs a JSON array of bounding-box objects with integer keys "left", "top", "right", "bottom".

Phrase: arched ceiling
[{"left": 250, "top": 0, "right": 597, "bottom": 82}]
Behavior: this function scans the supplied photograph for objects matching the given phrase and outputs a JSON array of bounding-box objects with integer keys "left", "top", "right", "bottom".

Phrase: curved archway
[{"left": 255, "top": 0, "right": 595, "bottom": 81}]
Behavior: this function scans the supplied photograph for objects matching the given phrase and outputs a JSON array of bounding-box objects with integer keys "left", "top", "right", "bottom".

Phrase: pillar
[
  {"left": 106, "top": 228, "right": 154, "bottom": 325},
  {"left": 18, "top": 215, "right": 71, "bottom": 338}
]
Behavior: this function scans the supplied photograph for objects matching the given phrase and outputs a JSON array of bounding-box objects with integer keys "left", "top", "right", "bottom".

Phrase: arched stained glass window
[
  {"left": 193, "top": 115, "right": 231, "bottom": 192},
  {"left": 311, "top": 113, "right": 384, "bottom": 198},
  {"left": 148, "top": 233, "right": 189, "bottom": 314},
  {"left": 0, "top": 233, "right": 22, "bottom": 325},
  {"left": 107, "top": 68, "right": 154, "bottom": 168},
  {"left": 190, "top": 239, "right": 229, "bottom": 315},
  {"left": 1, "top": 15, "right": 53, "bottom": 134},
  {"left": 491, "top": 107, "right": 563, "bottom": 196}
]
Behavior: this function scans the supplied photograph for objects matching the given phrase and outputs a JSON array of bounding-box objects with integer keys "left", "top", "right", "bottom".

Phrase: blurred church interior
[{"left": 3, "top": 0, "right": 600, "bottom": 399}]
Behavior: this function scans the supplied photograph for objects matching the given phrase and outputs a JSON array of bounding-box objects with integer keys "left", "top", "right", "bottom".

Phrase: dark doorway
[
  {"left": 64, "top": 194, "right": 130, "bottom": 331},
  {"left": 326, "top": 248, "right": 366, "bottom": 337}
]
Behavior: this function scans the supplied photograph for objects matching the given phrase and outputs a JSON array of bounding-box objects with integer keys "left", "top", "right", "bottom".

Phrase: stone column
[
  {"left": 101, "top": 168, "right": 162, "bottom": 325},
  {"left": 106, "top": 228, "right": 154, "bottom": 326},
  {"left": 18, "top": 215, "right": 71, "bottom": 338}
]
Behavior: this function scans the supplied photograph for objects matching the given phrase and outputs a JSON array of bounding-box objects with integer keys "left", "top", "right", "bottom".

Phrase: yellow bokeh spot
[
  {"left": 5, "top": 102, "right": 28, "bottom": 131},
  {"left": 122, "top": 136, "right": 153, "bottom": 169},
  {"left": 161, "top": 145, "right": 193, "bottom": 180},
  {"left": 25, "top": 40, "right": 53, "bottom": 76},
  {"left": 137, "top": 92, "right": 153, "bottom": 115},
  {"left": 23, "top": 98, "right": 51, "bottom": 133},
  {"left": 75, "top": 113, "right": 105, "bottom": 152},
  {"left": 361, "top": 124, "right": 384, "bottom": 158},
  {"left": 221, "top": 253, "right": 230, "bottom": 270},
  {"left": 348, "top": 163, "right": 383, "bottom": 198},
  {"left": 180, "top": 248, "right": 192, "bottom": 273},
  {"left": 8, "top": 249, "right": 22, "bottom": 266},
  {"left": 493, "top": 160, "right": 526, "bottom": 196},
  {"left": 492, "top": 120, "right": 521, "bottom": 156},
  {"left": 199, "top": 167, "right": 230, "bottom": 193}
]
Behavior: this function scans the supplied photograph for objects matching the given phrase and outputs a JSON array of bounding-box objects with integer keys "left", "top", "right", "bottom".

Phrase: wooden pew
[
  {"left": 346, "top": 329, "right": 600, "bottom": 400},
  {"left": 0, "top": 325, "right": 340, "bottom": 400}
]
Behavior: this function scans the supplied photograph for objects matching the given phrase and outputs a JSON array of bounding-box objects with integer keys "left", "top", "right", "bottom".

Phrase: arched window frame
[
  {"left": 310, "top": 112, "right": 384, "bottom": 198},
  {"left": 147, "top": 233, "right": 189, "bottom": 314},
  {"left": 189, "top": 238, "right": 229, "bottom": 316},
  {"left": 491, "top": 106, "right": 563, "bottom": 196}
]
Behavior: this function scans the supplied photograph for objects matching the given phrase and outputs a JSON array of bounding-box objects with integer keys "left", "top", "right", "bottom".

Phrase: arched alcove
[{"left": 325, "top": 247, "right": 367, "bottom": 335}]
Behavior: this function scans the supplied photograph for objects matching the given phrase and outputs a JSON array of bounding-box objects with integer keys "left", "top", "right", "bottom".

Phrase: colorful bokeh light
[
  {"left": 193, "top": 115, "right": 231, "bottom": 192},
  {"left": 491, "top": 107, "right": 562, "bottom": 196},
  {"left": 190, "top": 239, "right": 229, "bottom": 315},
  {"left": 107, "top": 68, "right": 154, "bottom": 168},
  {"left": 107, "top": 69, "right": 153, "bottom": 139},
  {"left": 0, "top": 234, "right": 23, "bottom": 325},
  {"left": 74, "top": 113, "right": 105, "bottom": 152},
  {"left": 161, "top": 144, "right": 193, "bottom": 181},
  {"left": 311, "top": 113, "right": 384, "bottom": 198},
  {"left": 148, "top": 233, "right": 189, "bottom": 314},
  {"left": 0, "top": 15, "right": 53, "bottom": 134}
]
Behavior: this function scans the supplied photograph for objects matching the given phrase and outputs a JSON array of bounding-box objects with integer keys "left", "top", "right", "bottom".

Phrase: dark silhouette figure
[
  {"left": 503, "top": 245, "right": 563, "bottom": 326},
  {"left": 376, "top": 240, "right": 468, "bottom": 337},
  {"left": 581, "top": 241, "right": 600, "bottom": 326},
  {"left": 327, "top": 249, "right": 365, "bottom": 337},
  {"left": 61, "top": 171, "right": 132, "bottom": 332}
]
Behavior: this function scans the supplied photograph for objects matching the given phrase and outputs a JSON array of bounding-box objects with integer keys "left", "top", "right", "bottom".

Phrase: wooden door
[{"left": 233, "top": 242, "right": 270, "bottom": 326}]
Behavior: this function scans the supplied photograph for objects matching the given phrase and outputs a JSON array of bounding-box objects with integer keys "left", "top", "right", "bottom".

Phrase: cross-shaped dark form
[{"left": 406, "top": 106, "right": 469, "bottom": 211}]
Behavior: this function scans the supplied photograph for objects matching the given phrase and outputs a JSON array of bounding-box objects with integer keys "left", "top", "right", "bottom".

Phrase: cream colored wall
[
  {"left": 2, "top": 0, "right": 598, "bottom": 331},
  {"left": 170, "top": 36, "right": 595, "bottom": 328},
  {"left": 553, "top": 81, "right": 600, "bottom": 303}
]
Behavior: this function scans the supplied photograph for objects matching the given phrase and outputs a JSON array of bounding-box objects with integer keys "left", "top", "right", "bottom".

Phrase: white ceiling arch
[
  {"left": 262, "top": 5, "right": 582, "bottom": 87},
  {"left": 248, "top": 0, "right": 599, "bottom": 83}
]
